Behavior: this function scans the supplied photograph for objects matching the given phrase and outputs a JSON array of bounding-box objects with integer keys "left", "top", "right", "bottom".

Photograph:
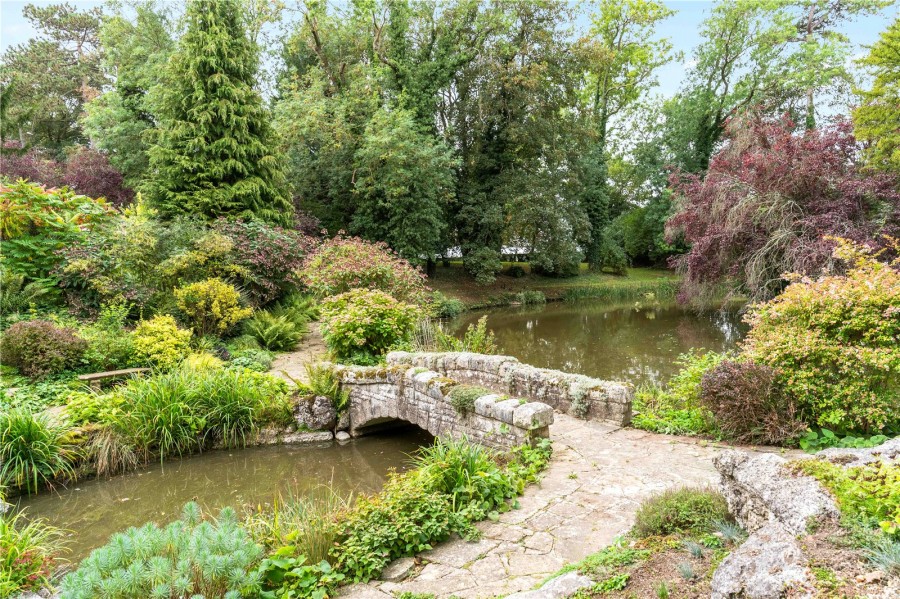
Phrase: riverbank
[{"left": 428, "top": 264, "right": 680, "bottom": 309}]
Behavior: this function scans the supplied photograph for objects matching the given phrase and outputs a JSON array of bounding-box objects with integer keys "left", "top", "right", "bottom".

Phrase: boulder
[
  {"left": 816, "top": 437, "right": 900, "bottom": 467},
  {"left": 295, "top": 395, "right": 338, "bottom": 431},
  {"left": 335, "top": 431, "right": 351, "bottom": 442},
  {"left": 282, "top": 431, "right": 333, "bottom": 444},
  {"left": 714, "top": 450, "right": 839, "bottom": 535},
  {"left": 505, "top": 571, "right": 594, "bottom": 599},
  {"left": 711, "top": 522, "right": 813, "bottom": 599},
  {"left": 336, "top": 411, "right": 350, "bottom": 431}
]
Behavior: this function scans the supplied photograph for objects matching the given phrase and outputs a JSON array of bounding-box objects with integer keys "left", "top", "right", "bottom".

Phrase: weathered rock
[
  {"left": 504, "top": 571, "right": 594, "bottom": 599},
  {"left": 816, "top": 436, "right": 900, "bottom": 467},
  {"left": 381, "top": 557, "right": 416, "bottom": 582},
  {"left": 336, "top": 411, "right": 350, "bottom": 431},
  {"left": 295, "top": 395, "right": 338, "bottom": 431},
  {"left": 282, "top": 430, "right": 333, "bottom": 444},
  {"left": 513, "top": 402, "right": 554, "bottom": 430},
  {"left": 335, "top": 431, "right": 351, "bottom": 442},
  {"left": 711, "top": 522, "right": 813, "bottom": 599},
  {"left": 0, "top": 499, "right": 11, "bottom": 514},
  {"left": 714, "top": 450, "right": 839, "bottom": 534}
]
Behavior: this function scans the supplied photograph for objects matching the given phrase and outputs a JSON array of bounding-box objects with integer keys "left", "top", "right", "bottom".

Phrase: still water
[
  {"left": 449, "top": 301, "right": 746, "bottom": 386},
  {"left": 18, "top": 428, "right": 432, "bottom": 563}
]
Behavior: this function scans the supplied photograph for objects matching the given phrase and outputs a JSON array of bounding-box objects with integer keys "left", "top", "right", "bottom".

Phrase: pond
[
  {"left": 17, "top": 428, "right": 432, "bottom": 564},
  {"left": 449, "top": 300, "right": 746, "bottom": 387}
]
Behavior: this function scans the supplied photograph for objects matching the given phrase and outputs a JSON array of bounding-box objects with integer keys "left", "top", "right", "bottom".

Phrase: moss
[{"left": 447, "top": 384, "right": 493, "bottom": 415}]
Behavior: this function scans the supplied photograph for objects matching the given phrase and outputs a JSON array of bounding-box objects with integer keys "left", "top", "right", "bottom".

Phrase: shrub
[
  {"left": 505, "top": 265, "right": 527, "bottom": 278},
  {"left": 214, "top": 218, "right": 316, "bottom": 306},
  {"left": 699, "top": 360, "right": 806, "bottom": 444},
  {"left": 429, "top": 291, "right": 465, "bottom": 318},
  {"left": 631, "top": 350, "right": 727, "bottom": 437},
  {"left": 0, "top": 320, "right": 87, "bottom": 380},
  {"left": 514, "top": 290, "right": 546, "bottom": 305},
  {"left": 132, "top": 315, "right": 192, "bottom": 369},
  {"left": 300, "top": 236, "right": 428, "bottom": 304},
  {"left": 632, "top": 487, "right": 730, "bottom": 538},
  {"left": 65, "top": 391, "right": 125, "bottom": 426},
  {"left": 790, "top": 459, "right": 900, "bottom": 537},
  {"left": 320, "top": 289, "right": 422, "bottom": 363},
  {"left": 244, "top": 311, "right": 304, "bottom": 351},
  {"left": 175, "top": 277, "right": 253, "bottom": 337},
  {"left": 0, "top": 179, "right": 113, "bottom": 281},
  {"left": 79, "top": 302, "right": 137, "bottom": 371},
  {"left": 230, "top": 348, "right": 275, "bottom": 372},
  {"left": 0, "top": 408, "right": 80, "bottom": 494},
  {"left": 0, "top": 509, "right": 63, "bottom": 597},
  {"left": 463, "top": 246, "right": 502, "bottom": 285},
  {"left": 742, "top": 238, "right": 900, "bottom": 432},
  {"left": 60, "top": 502, "right": 264, "bottom": 599},
  {"left": 256, "top": 550, "right": 345, "bottom": 599}
]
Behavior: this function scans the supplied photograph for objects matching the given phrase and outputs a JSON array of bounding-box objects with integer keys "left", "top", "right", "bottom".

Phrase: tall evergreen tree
[{"left": 144, "top": 0, "right": 292, "bottom": 225}]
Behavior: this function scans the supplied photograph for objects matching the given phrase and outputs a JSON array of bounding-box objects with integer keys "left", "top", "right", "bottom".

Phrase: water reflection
[
  {"left": 449, "top": 301, "right": 746, "bottom": 386},
  {"left": 18, "top": 428, "right": 432, "bottom": 562}
]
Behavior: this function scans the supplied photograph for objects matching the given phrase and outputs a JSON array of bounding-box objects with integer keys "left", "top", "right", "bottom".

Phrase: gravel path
[{"left": 269, "top": 322, "right": 328, "bottom": 384}]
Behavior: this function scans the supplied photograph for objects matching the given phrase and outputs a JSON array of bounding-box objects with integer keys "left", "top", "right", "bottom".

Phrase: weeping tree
[
  {"left": 667, "top": 114, "right": 900, "bottom": 305},
  {"left": 144, "top": 0, "right": 292, "bottom": 225}
]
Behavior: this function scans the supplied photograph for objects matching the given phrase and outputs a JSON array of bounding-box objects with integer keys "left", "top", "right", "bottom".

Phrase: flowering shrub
[
  {"left": 0, "top": 320, "right": 87, "bottom": 379},
  {"left": 215, "top": 218, "right": 316, "bottom": 306},
  {"left": 742, "top": 238, "right": 900, "bottom": 432},
  {"left": 0, "top": 179, "right": 113, "bottom": 281},
  {"left": 174, "top": 278, "right": 253, "bottom": 337},
  {"left": 320, "top": 289, "right": 423, "bottom": 363},
  {"left": 300, "top": 236, "right": 428, "bottom": 304},
  {"left": 132, "top": 315, "right": 192, "bottom": 369}
]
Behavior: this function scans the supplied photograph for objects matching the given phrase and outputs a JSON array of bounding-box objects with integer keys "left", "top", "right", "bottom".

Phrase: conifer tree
[{"left": 144, "top": 0, "right": 292, "bottom": 224}]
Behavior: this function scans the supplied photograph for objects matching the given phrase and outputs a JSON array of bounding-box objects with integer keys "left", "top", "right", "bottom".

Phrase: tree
[
  {"left": 667, "top": 115, "right": 900, "bottom": 304},
  {"left": 0, "top": 3, "right": 104, "bottom": 152},
  {"left": 576, "top": 0, "right": 674, "bottom": 270},
  {"left": 853, "top": 17, "right": 900, "bottom": 175},
  {"left": 83, "top": 1, "right": 175, "bottom": 186},
  {"left": 144, "top": 0, "right": 293, "bottom": 225},
  {"left": 353, "top": 107, "right": 456, "bottom": 262}
]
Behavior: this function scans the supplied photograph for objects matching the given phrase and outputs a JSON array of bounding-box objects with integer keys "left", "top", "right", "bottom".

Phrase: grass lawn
[{"left": 428, "top": 263, "right": 680, "bottom": 307}]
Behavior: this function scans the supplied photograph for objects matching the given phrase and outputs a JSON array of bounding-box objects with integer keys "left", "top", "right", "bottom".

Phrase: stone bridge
[{"left": 333, "top": 352, "right": 633, "bottom": 450}]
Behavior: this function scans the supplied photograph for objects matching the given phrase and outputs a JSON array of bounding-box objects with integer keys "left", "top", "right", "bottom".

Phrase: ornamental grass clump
[
  {"left": 632, "top": 487, "right": 731, "bottom": 538},
  {"left": 0, "top": 509, "right": 63, "bottom": 597},
  {"left": 0, "top": 408, "right": 80, "bottom": 494},
  {"left": 742, "top": 237, "right": 900, "bottom": 433},
  {"left": 60, "top": 502, "right": 264, "bottom": 599}
]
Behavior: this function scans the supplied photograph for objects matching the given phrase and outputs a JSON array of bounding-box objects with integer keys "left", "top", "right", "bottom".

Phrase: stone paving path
[{"left": 341, "top": 414, "right": 732, "bottom": 598}]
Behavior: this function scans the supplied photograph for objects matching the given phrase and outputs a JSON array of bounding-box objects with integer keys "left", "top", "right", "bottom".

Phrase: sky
[{"left": 1, "top": 0, "right": 898, "bottom": 99}]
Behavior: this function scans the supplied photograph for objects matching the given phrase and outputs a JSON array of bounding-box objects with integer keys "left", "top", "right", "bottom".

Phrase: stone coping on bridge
[
  {"left": 333, "top": 364, "right": 554, "bottom": 450},
  {"left": 386, "top": 351, "right": 632, "bottom": 426}
]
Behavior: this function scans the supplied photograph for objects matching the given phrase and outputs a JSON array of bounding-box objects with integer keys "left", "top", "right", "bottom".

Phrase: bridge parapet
[
  {"left": 333, "top": 364, "right": 553, "bottom": 449},
  {"left": 386, "top": 351, "right": 632, "bottom": 426}
]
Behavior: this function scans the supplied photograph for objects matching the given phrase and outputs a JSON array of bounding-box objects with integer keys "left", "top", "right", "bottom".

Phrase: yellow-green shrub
[
  {"left": 174, "top": 278, "right": 253, "bottom": 337},
  {"left": 742, "top": 238, "right": 900, "bottom": 432},
  {"left": 132, "top": 315, "right": 192, "bottom": 369}
]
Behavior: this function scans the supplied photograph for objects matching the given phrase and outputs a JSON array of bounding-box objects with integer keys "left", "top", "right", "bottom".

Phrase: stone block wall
[
  {"left": 334, "top": 364, "right": 553, "bottom": 450},
  {"left": 386, "top": 351, "right": 632, "bottom": 425}
]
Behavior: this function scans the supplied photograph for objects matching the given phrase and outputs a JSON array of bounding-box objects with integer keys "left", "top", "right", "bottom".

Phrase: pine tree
[{"left": 144, "top": 0, "right": 292, "bottom": 225}]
